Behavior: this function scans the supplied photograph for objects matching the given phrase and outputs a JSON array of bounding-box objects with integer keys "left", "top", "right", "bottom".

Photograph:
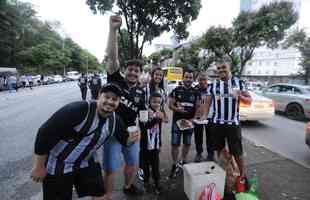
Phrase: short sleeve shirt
[{"left": 169, "top": 85, "right": 200, "bottom": 122}]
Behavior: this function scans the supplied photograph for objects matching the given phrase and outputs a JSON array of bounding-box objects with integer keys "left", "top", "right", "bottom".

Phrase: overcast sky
[{"left": 19, "top": 0, "right": 240, "bottom": 61}]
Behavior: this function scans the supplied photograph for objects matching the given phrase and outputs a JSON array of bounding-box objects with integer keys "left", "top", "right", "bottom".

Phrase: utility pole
[{"left": 86, "top": 55, "right": 89, "bottom": 77}]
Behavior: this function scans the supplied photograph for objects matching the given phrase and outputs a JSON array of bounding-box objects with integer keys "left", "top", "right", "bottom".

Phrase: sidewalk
[{"left": 100, "top": 122, "right": 310, "bottom": 200}]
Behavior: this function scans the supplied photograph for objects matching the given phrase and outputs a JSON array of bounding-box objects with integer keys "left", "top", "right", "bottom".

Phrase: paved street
[
  {"left": 242, "top": 116, "right": 310, "bottom": 169},
  {"left": 0, "top": 83, "right": 310, "bottom": 200}
]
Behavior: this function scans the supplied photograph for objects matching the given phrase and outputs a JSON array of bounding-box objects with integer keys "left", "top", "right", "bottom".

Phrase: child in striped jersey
[{"left": 139, "top": 92, "right": 165, "bottom": 194}]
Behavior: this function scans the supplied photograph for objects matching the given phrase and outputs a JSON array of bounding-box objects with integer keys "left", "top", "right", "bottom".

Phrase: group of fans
[{"left": 30, "top": 15, "right": 252, "bottom": 200}]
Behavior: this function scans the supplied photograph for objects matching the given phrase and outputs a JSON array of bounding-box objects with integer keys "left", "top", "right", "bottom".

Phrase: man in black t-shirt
[
  {"left": 30, "top": 84, "right": 140, "bottom": 200},
  {"left": 103, "top": 15, "right": 146, "bottom": 199},
  {"left": 168, "top": 68, "right": 200, "bottom": 178}
]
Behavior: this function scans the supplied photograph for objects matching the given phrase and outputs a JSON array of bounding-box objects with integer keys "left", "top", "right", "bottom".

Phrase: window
[
  {"left": 293, "top": 87, "right": 302, "bottom": 94},
  {"left": 266, "top": 85, "right": 280, "bottom": 93},
  {"left": 279, "top": 85, "right": 294, "bottom": 93},
  {"left": 274, "top": 62, "right": 278, "bottom": 66}
]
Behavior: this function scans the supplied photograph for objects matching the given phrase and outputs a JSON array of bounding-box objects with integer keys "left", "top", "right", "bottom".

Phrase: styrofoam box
[{"left": 183, "top": 161, "right": 226, "bottom": 200}]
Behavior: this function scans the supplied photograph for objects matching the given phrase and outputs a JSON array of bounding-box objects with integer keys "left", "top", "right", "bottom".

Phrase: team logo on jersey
[{"left": 177, "top": 95, "right": 182, "bottom": 99}]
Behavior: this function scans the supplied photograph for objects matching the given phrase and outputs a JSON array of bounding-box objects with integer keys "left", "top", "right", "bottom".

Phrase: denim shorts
[
  {"left": 171, "top": 122, "right": 193, "bottom": 146},
  {"left": 102, "top": 136, "right": 140, "bottom": 172}
]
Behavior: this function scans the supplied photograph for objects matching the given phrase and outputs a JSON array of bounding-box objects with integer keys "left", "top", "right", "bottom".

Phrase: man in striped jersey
[
  {"left": 193, "top": 72, "right": 215, "bottom": 162},
  {"left": 205, "top": 62, "right": 252, "bottom": 178},
  {"left": 30, "top": 84, "right": 140, "bottom": 200}
]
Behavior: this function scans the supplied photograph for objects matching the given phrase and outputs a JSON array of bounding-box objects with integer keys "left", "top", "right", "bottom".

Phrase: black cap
[{"left": 100, "top": 83, "right": 122, "bottom": 97}]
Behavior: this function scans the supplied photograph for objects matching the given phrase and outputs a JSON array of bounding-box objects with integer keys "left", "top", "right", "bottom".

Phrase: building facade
[{"left": 240, "top": 0, "right": 306, "bottom": 84}]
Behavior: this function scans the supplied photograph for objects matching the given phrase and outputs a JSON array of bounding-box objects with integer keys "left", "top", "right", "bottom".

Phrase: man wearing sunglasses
[{"left": 204, "top": 62, "right": 252, "bottom": 179}]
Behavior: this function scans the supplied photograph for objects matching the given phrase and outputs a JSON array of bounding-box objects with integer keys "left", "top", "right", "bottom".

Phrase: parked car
[
  {"left": 52, "top": 75, "right": 63, "bottom": 83},
  {"left": 261, "top": 83, "right": 310, "bottom": 120},
  {"left": 240, "top": 91, "right": 275, "bottom": 121},
  {"left": 66, "top": 71, "right": 80, "bottom": 81},
  {"left": 42, "top": 76, "right": 54, "bottom": 85},
  {"left": 305, "top": 122, "right": 310, "bottom": 150}
]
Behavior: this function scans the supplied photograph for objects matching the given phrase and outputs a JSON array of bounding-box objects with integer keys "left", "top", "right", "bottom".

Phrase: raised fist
[{"left": 110, "top": 15, "right": 122, "bottom": 30}]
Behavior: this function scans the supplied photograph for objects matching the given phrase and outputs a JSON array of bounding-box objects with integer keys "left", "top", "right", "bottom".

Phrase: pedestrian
[
  {"left": 168, "top": 68, "right": 201, "bottom": 178},
  {"left": 20, "top": 75, "right": 27, "bottom": 88},
  {"left": 27, "top": 75, "right": 33, "bottom": 89},
  {"left": 89, "top": 73, "right": 102, "bottom": 100},
  {"left": 103, "top": 15, "right": 146, "bottom": 199},
  {"left": 193, "top": 72, "right": 215, "bottom": 162},
  {"left": 30, "top": 83, "right": 140, "bottom": 200},
  {"left": 8, "top": 74, "right": 17, "bottom": 93},
  {"left": 78, "top": 73, "right": 88, "bottom": 100},
  {"left": 139, "top": 92, "right": 165, "bottom": 194},
  {"left": 204, "top": 61, "right": 252, "bottom": 179}
]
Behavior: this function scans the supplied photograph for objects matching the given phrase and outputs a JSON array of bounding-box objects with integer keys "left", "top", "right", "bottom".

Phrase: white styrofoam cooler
[{"left": 183, "top": 161, "right": 226, "bottom": 200}]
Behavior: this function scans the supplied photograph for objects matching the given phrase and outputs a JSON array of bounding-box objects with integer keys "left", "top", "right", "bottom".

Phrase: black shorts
[
  {"left": 211, "top": 124, "right": 243, "bottom": 156},
  {"left": 43, "top": 163, "right": 105, "bottom": 200}
]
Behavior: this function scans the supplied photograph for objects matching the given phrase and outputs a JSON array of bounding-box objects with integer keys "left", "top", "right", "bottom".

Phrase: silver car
[{"left": 261, "top": 83, "right": 310, "bottom": 120}]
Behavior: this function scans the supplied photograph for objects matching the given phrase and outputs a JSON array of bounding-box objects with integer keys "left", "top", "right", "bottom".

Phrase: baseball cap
[{"left": 100, "top": 83, "right": 123, "bottom": 97}]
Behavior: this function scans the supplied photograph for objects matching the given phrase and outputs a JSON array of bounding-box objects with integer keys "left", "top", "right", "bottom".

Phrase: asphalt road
[
  {"left": 242, "top": 115, "right": 310, "bottom": 169},
  {"left": 0, "top": 82, "right": 309, "bottom": 200}
]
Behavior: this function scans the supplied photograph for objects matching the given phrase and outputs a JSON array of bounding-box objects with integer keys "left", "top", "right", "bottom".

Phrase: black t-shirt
[
  {"left": 169, "top": 85, "right": 200, "bottom": 122},
  {"left": 79, "top": 77, "right": 88, "bottom": 87},
  {"left": 107, "top": 70, "right": 146, "bottom": 126}
]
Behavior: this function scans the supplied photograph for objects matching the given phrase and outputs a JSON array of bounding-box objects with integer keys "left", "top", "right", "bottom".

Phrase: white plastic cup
[
  {"left": 127, "top": 126, "right": 138, "bottom": 134},
  {"left": 139, "top": 110, "right": 148, "bottom": 122}
]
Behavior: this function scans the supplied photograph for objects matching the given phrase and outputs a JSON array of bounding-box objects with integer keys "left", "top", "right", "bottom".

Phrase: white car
[
  {"left": 52, "top": 75, "right": 63, "bottom": 83},
  {"left": 240, "top": 91, "right": 275, "bottom": 121}
]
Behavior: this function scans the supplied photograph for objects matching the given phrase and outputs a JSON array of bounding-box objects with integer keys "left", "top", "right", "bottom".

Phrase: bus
[{"left": 162, "top": 66, "right": 183, "bottom": 93}]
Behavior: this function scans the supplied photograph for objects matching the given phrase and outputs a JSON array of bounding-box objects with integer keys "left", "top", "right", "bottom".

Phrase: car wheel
[{"left": 286, "top": 103, "right": 304, "bottom": 120}]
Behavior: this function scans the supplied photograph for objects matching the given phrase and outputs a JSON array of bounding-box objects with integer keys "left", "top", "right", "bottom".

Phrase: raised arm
[{"left": 106, "top": 15, "right": 122, "bottom": 75}]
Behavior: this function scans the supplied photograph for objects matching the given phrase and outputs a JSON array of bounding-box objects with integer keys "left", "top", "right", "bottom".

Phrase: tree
[
  {"left": 87, "top": 0, "right": 201, "bottom": 58},
  {"left": 200, "top": 1, "right": 298, "bottom": 75},
  {"left": 285, "top": 30, "right": 310, "bottom": 84}
]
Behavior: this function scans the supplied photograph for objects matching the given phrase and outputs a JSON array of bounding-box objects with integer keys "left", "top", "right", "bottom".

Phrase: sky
[{"left": 20, "top": 0, "right": 240, "bottom": 61}]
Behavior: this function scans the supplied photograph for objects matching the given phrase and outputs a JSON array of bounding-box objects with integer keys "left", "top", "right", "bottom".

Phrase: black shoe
[
  {"left": 123, "top": 184, "right": 144, "bottom": 195},
  {"left": 169, "top": 164, "right": 178, "bottom": 179},
  {"left": 194, "top": 154, "right": 203, "bottom": 162}
]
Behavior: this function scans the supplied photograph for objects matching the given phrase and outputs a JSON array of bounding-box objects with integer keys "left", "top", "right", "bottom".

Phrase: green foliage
[
  {"left": 87, "top": 0, "right": 201, "bottom": 58},
  {"left": 148, "top": 48, "right": 173, "bottom": 65},
  {"left": 200, "top": 1, "right": 297, "bottom": 75},
  {"left": 285, "top": 30, "right": 310, "bottom": 84},
  {"left": 0, "top": 0, "right": 100, "bottom": 74}
]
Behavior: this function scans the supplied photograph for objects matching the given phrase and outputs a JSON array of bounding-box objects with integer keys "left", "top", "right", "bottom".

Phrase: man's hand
[
  {"left": 31, "top": 165, "right": 47, "bottom": 183},
  {"left": 155, "top": 111, "right": 165, "bottom": 120},
  {"left": 110, "top": 15, "right": 122, "bottom": 30},
  {"left": 127, "top": 130, "right": 141, "bottom": 144}
]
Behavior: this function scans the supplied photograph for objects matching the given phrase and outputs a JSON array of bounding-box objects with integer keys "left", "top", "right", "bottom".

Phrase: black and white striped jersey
[
  {"left": 34, "top": 101, "right": 127, "bottom": 175},
  {"left": 144, "top": 83, "right": 167, "bottom": 109},
  {"left": 207, "top": 77, "right": 247, "bottom": 125}
]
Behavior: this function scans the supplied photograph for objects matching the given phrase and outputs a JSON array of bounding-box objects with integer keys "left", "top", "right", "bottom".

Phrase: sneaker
[
  {"left": 137, "top": 168, "right": 144, "bottom": 181},
  {"left": 194, "top": 154, "right": 203, "bottom": 162},
  {"left": 123, "top": 184, "right": 144, "bottom": 195},
  {"left": 169, "top": 164, "right": 178, "bottom": 179}
]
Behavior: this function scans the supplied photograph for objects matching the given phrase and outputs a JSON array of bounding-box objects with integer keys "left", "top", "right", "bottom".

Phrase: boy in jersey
[{"left": 30, "top": 83, "right": 140, "bottom": 200}]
